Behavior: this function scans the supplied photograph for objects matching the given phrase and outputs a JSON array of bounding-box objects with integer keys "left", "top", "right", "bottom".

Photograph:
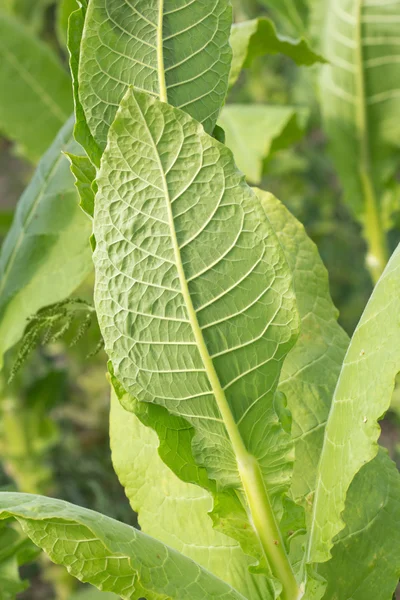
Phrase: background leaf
[
  {"left": 320, "top": 0, "right": 400, "bottom": 277},
  {"left": 0, "top": 493, "right": 246, "bottom": 600},
  {"left": 219, "top": 105, "right": 308, "bottom": 183},
  {"left": 229, "top": 17, "right": 324, "bottom": 88},
  {"left": 0, "top": 12, "right": 73, "bottom": 162},
  {"left": 0, "top": 118, "right": 92, "bottom": 370}
]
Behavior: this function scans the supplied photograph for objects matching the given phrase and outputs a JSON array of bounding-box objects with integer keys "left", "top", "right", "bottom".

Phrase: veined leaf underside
[
  {"left": 79, "top": 0, "right": 232, "bottom": 148},
  {"left": 94, "top": 89, "right": 299, "bottom": 593}
]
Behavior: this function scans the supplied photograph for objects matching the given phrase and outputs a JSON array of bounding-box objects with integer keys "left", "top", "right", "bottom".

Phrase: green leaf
[
  {"left": 0, "top": 492, "right": 247, "bottom": 600},
  {"left": 257, "top": 193, "right": 400, "bottom": 600},
  {"left": 308, "top": 243, "right": 400, "bottom": 564},
  {"left": 110, "top": 390, "right": 276, "bottom": 600},
  {"left": 0, "top": 118, "right": 92, "bottom": 370},
  {"left": 94, "top": 88, "right": 300, "bottom": 597},
  {"left": 319, "top": 449, "right": 400, "bottom": 600},
  {"left": 229, "top": 17, "right": 324, "bottom": 88},
  {"left": 319, "top": 0, "right": 400, "bottom": 278},
  {"left": 0, "top": 0, "right": 53, "bottom": 33},
  {"left": 78, "top": 0, "right": 232, "bottom": 150},
  {"left": 67, "top": 0, "right": 102, "bottom": 167},
  {"left": 57, "top": 0, "right": 78, "bottom": 48},
  {"left": 0, "top": 522, "right": 34, "bottom": 599},
  {"left": 0, "top": 12, "right": 73, "bottom": 162},
  {"left": 256, "top": 190, "right": 349, "bottom": 504},
  {"left": 258, "top": 0, "right": 308, "bottom": 37},
  {"left": 218, "top": 106, "right": 308, "bottom": 183},
  {"left": 66, "top": 152, "right": 97, "bottom": 218}
]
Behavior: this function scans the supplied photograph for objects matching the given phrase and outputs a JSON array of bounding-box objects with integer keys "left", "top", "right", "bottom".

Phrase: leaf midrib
[
  {"left": 129, "top": 91, "right": 300, "bottom": 599},
  {"left": 157, "top": 0, "right": 168, "bottom": 102}
]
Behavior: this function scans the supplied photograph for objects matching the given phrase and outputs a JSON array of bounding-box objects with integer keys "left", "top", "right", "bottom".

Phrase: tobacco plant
[{"left": 1, "top": 1, "right": 400, "bottom": 599}]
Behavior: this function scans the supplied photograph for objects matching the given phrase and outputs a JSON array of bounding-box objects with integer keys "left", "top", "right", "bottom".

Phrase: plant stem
[
  {"left": 354, "top": 0, "right": 389, "bottom": 284},
  {"left": 238, "top": 454, "right": 302, "bottom": 600}
]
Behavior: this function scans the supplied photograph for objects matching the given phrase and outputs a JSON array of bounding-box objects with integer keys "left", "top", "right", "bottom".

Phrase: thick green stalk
[{"left": 354, "top": 0, "right": 388, "bottom": 283}]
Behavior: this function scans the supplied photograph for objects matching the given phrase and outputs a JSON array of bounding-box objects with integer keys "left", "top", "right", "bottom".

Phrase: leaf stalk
[{"left": 238, "top": 453, "right": 301, "bottom": 600}]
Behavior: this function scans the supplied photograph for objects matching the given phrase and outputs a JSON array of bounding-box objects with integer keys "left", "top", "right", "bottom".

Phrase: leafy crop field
[{"left": 0, "top": 1, "right": 400, "bottom": 599}]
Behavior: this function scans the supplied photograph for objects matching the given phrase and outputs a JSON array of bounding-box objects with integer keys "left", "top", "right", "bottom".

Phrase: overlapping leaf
[
  {"left": 94, "top": 88, "right": 300, "bottom": 593},
  {"left": 0, "top": 493, "right": 246, "bottom": 600},
  {"left": 110, "top": 390, "right": 274, "bottom": 600},
  {"left": 0, "top": 12, "right": 73, "bottom": 162},
  {"left": 308, "top": 243, "right": 400, "bottom": 564},
  {"left": 0, "top": 118, "right": 92, "bottom": 369},
  {"left": 78, "top": 0, "right": 232, "bottom": 150}
]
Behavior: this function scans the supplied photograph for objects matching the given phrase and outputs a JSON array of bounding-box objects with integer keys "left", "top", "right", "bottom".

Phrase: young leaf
[
  {"left": 0, "top": 493, "right": 246, "bottom": 600},
  {"left": 308, "top": 243, "right": 400, "bottom": 564},
  {"left": 78, "top": 0, "right": 232, "bottom": 149},
  {"left": 229, "top": 17, "right": 325, "bottom": 88},
  {"left": 94, "top": 88, "right": 300, "bottom": 597},
  {"left": 218, "top": 106, "right": 308, "bottom": 183},
  {"left": 110, "top": 390, "right": 275, "bottom": 600},
  {"left": 0, "top": 118, "right": 92, "bottom": 370},
  {"left": 320, "top": 0, "right": 400, "bottom": 280},
  {"left": 0, "top": 12, "right": 73, "bottom": 162}
]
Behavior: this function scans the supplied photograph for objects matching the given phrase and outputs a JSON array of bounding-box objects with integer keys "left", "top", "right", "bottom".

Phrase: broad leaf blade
[
  {"left": 0, "top": 12, "right": 73, "bottom": 162},
  {"left": 258, "top": 191, "right": 400, "bottom": 600},
  {"left": 111, "top": 390, "right": 274, "bottom": 600},
  {"left": 229, "top": 17, "right": 324, "bottom": 88},
  {"left": 319, "top": 449, "right": 400, "bottom": 600},
  {"left": 219, "top": 106, "right": 308, "bottom": 183},
  {"left": 309, "top": 243, "right": 400, "bottom": 563},
  {"left": 256, "top": 190, "right": 350, "bottom": 506},
  {"left": 94, "top": 88, "right": 300, "bottom": 595},
  {"left": 0, "top": 118, "right": 92, "bottom": 369},
  {"left": 78, "top": 0, "right": 232, "bottom": 150},
  {"left": 0, "top": 493, "right": 246, "bottom": 600}
]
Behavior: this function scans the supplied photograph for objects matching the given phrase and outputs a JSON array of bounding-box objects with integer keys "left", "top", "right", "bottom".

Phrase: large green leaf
[
  {"left": 229, "top": 17, "right": 324, "bottom": 88},
  {"left": 308, "top": 243, "right": 400, "bottom": 564},
  {"left": 0, "top": 493, "right": 246, "bottom": 600},
  {"left": 256, "top": 190, "right": 349, "bottom": 506},
  {"left": 0, "top": 118, "right": 92, "bottom": 370},
  {"left": 261, "top": 191, "right": 400, "bottom": 600},
  {"left": 111, "top": 390, "right": 274, "bottom": 600},
  {"left": 218, "top": 106, "right": 308, "bottom": 183},
  {"left": 320, "top": 0, "right": 400, "bottom": 279},
  {"left": 94, "top": 88, "right": 300, "bottom": 597},
  {"left": 78, "top": 0, "right": 232, "bottom": 150},
  {"left": 0, "top": 12, "right": 73, "bottom": 162}
]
